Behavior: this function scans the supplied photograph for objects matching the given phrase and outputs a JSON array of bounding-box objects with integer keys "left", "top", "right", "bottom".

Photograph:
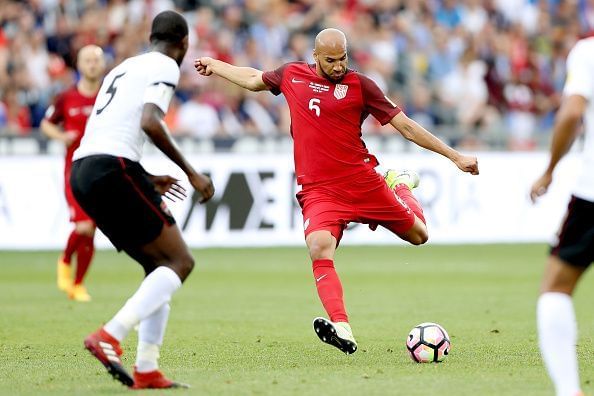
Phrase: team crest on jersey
[{"left": 334, "top": 84, "right": 348, "bottom": 99}]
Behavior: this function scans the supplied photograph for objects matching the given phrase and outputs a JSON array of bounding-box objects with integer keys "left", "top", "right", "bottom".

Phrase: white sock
[
  {"left": 136, "top": 303, "right": 171, "bottom": 373},
  {"left": 104, "top": 267, "right": 181, "bottom": 341},
  {"left": 537, "top": 292, "right": 581, "bottom": 396}
]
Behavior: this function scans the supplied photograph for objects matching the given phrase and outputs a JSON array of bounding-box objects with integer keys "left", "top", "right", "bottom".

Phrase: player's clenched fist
[
  {"left": 454, "top": 154, "right": 479, "bottom": 175},
  {"left": 189, "top": 172, "right": 214, "bottom": 203},
  {"left": 194, "top": 57, "right": 214, "bottom": 76}
]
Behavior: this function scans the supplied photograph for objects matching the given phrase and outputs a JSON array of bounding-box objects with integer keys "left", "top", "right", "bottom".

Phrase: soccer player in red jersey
[
  {"left": 196, "top": 28, "right": 479, "bottom": 354},
  {"left": 41, "top": 45, "right": 106, "bottom": 302}
]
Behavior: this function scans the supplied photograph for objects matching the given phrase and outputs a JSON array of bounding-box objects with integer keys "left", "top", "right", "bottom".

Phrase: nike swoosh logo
[
  {"left": 316, "top": 274, "right": 328, "bottom": 282},
  {"left": 291, "top": 78, "right": 304, "bottom": 83}
]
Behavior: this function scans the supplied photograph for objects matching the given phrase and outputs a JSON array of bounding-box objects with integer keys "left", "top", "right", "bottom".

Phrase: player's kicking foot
[
  {"left": 313, "top": 317, "right": 358, "bottom": 355},
  {"left": 69, "top": 284, "right": 91, "bottom": 302},
  {"left": 384, "top": 169, "right": 420, "bottom": 191},
  {"left": 84, "top": 327, "right": 134, "bottom": 387},
  {"left": 132, "top": 369, "right": 190, "bottom": 389},
  {"left": 57, "top": 259, "right": 72, "bottom": 292}
]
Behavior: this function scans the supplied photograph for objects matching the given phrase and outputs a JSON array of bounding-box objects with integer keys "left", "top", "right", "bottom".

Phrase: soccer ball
[{"left": 406, "top": 322, "right": 451, "bottom": 363}]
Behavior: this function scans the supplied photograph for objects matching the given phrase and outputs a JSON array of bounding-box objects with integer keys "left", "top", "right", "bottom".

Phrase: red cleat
[
  {"left": 83, "top": 328, "right": 134, "bottom": 387},
  {"left": 132, "top": 369, "right": 190, "bottom": 389}
]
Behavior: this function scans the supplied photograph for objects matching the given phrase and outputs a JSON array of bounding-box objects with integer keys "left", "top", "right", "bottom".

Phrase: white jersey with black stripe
[
  {"left": 563, "top": 37, "right": 594, "bottom": 201},
  {"left": 73, "top": 51, "right": 179, "bottom": 162}
]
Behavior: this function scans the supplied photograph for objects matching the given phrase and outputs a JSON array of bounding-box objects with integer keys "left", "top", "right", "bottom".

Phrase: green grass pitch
[{"left": 1, "top": 244, "right": 593, "bottom": 395}]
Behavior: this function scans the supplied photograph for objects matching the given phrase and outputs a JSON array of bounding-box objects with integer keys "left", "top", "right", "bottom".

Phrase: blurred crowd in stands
[{"left": 0, "top": 0, "right": 590, "bottom": 151}]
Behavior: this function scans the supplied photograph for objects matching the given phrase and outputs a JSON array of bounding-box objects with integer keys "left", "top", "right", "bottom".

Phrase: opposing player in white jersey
[
  {"left": 531, "top": 37, "right": 594, "bottom": 396},
  {"left": 71, "top": 11, "right": 214, "bottom": 389}
]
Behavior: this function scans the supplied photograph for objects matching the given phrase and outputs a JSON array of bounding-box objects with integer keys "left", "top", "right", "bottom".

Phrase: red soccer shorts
[
  {"left": 65, "top": 167, "right": 93, "bottom": 223},
  {"left": 296, "top": 168, "right": 416, "bottom": 244}
]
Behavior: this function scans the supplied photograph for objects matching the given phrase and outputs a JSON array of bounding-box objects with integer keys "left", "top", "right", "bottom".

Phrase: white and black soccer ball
[{"left": 406, "top": 322, "right": 451, "bottom": 363}]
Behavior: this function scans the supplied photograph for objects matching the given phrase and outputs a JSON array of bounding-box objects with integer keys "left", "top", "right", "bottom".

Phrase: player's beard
[{"left": 321, "top": 67, "right": 345, "bottom": 83}]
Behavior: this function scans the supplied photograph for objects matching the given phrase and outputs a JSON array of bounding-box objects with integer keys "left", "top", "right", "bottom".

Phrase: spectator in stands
[
  {"left": 0, "top": 0, "right": 587, "bottom": 150},
  {"left": 175, "top": 88, "right": 222, "bottom": 139},
  {"left": 435, "top": 0, "right": 463, "bottom": 29},
  {"left": 461, "top": 0, "right": 488, "bottom": 35},
  {"left": 1, "top": 85, "right": 31, "bottom": 135},
  {"left": 427, "top": 28, "right": 458, "bottom": 83},
  {"left": 438, "top": 47, "right": 498, "bottom": 146}
]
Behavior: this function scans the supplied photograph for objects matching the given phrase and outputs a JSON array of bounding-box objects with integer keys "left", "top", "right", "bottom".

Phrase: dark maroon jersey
[
  {"left": 262, "top": 62, "right": 400, "bottom": 185},
  {"left": 45, "top": 85, "right": 97, "bottom": 169}
]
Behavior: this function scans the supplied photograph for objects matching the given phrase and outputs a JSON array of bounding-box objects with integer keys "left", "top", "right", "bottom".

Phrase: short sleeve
[
  {"left": 143, "top": 57, "right": 180, "bottom": 113},
  {"left": 563, "top": 40, "right": 594, "bottom": 101},
  {"left": 45, "top": 92, "right": 65, "bottom": 124},
  {"left": 358, "top": 74, "right": 401, "bottom": 125},
  {"left": 262, "top": 64, "right": 289, "bottom": 96}
]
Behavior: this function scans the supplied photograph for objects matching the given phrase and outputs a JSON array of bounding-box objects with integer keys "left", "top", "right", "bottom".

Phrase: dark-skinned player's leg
[
  {"left": 537, "top": 195, "right": 593, "bottom": 396},
  {"left": 85, "top": 223, "right": 192, "bottom": 388},
  {"left": 537, "top": 256, "right": 587, "bottom": 396}
]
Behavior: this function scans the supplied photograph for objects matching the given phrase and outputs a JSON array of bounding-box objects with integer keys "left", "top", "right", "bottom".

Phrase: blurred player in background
[
  {"left": 41, "top": 45, "right": 105, "bottom": 302},
  {"left": 195, "top": 28, "right": 479, "bottom": 355},
  {"left": 71, "top": 11, "right": 214, "bottom": 388},
  {"left": 531, "top": 36, "right": 594, "bottom": 396}
]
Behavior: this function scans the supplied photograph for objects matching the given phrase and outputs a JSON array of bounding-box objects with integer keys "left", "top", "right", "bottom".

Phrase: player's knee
[
  {"left": 167, "top": 252, "right": 195, "bottom": 281},
  {"left": 308, "top": 241, "right": 332, "bottom": 260},
  {"left": 419, "top": 229, "right": 429, "bottom": 244},
  {"left": 75, "top": 222, "right": 95, "bottom": 237},
  {"left": 409, "top": 229, "right": 429, "bottom": 246},
  {"left": 540, "top": 256, "right": 583, "bottom": 294},
  {"left": 306, "top": 231, "right": 336, "bottom": 260},
  {"left": 407, "top": 220, "right": 428, "bottom": 245},
  {"left": 180, "top": 253, "right": 195, "bottom": 274}
]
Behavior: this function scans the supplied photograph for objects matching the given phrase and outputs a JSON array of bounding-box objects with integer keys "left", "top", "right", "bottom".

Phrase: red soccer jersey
[
  {"left": 262, "top": 62, "right": 400, "bottom": 185},
  {"left": 45, "top": 85, "right": 97, "bottom": 168}
]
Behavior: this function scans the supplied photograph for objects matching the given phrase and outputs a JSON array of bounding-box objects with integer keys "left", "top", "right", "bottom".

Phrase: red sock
[
  {"left": 62, "top": 231, "right": 83, "bottom": 265},
  {"left": 74, "top": 235, "right": 94, "bottom": 285},
  {"left": 395, "top": 184, "right": 426, "bottom": 224},
  {"left": 312, "top": 259, "right": 348, "bottom": 323}
]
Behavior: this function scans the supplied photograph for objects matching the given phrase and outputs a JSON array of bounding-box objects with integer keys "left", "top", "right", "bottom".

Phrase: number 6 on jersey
[{"left": 309, "top": 98, "right": 320, "bottom": 117}]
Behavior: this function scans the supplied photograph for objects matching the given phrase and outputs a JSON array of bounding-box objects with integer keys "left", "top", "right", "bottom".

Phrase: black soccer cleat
[{"left": 313, "top": 317, "right": 358, "bottom": 355}]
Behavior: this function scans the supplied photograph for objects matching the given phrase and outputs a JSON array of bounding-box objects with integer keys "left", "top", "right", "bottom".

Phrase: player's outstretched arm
[
  {"left": 194, "top": 57, "right": 269, "bottom": 92},
  {"left": 530, "top": 94, "right": 586, "bottom": 203},
  {"left": 389, "top": 112, "right": 479, "bottom": 175},
  {"left": 141, "top": 103, "right": 214, "bottom": 203}
]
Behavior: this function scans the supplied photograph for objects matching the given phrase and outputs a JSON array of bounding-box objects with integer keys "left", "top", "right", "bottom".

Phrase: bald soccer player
[
  {"left": 42, "top": 45, "right": 106, "bottom": 302},
  {"left": 196, "top": 28, "right": 479, "bottom": 354}
]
